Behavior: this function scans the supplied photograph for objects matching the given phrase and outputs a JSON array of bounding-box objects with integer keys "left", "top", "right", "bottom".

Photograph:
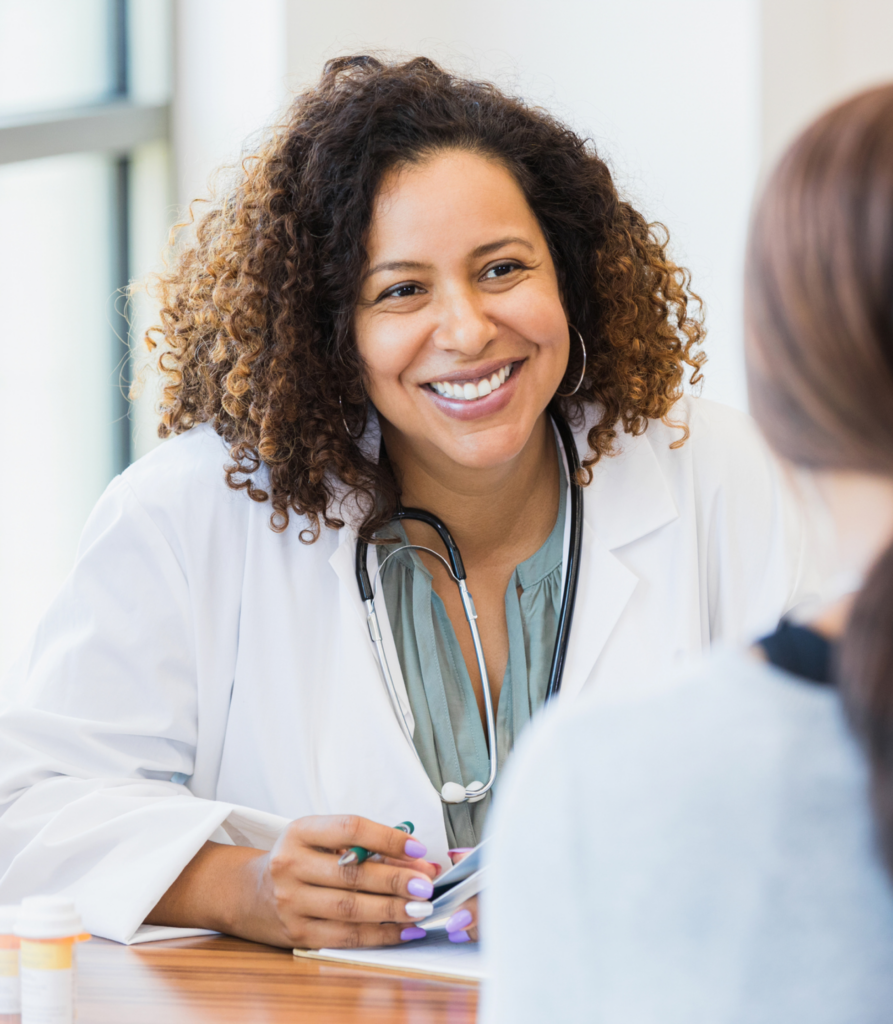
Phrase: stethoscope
[{"left": 355, "top": 408, "right": 584, "bottom": 805}]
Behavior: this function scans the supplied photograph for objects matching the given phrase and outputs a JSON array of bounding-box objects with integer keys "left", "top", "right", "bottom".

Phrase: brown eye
[
  {"left": 380, "top": 283, "right": 422, "bottom": 300},
  {"left": 483, "top": 262, "right": 522, "bottom": 280}
]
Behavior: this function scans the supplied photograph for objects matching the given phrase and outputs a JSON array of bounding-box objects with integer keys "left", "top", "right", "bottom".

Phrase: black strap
[{"left": 757, "top": 620, "right": 835, "bottom": 685}]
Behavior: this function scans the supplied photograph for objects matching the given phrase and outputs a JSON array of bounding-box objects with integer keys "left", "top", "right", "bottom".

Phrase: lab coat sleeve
[
  {"left": 0, "top": 475, "right": 267, "bottom": 943},
  {"left": 688, "top": 399, "right": 822, "bottom": 644}
]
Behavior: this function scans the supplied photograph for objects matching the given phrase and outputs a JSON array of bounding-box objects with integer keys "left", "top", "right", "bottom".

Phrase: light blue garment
[
  {"left": 377, "top": 459, "right": 566, "bottom": 848},
  {"left": 482, "top": 649, "right": 893, "bottom": 1024}
]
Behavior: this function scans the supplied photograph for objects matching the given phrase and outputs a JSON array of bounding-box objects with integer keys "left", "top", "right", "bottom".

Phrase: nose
[{"left": 432, "top": 287, "right": 496, "bottom": 356}]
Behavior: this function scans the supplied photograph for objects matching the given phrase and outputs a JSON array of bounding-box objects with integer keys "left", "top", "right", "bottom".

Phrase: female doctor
[{"left": 0, "top": 56, "right": 815, "bottom": 949}]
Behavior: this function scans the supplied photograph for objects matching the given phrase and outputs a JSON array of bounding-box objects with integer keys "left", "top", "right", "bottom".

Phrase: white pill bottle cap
[
  {"left": 14, "top": 897, "right": 83, "bottom": 940},
  {"left": 0, "top": 905, "right": 18, "bottom": 935}
]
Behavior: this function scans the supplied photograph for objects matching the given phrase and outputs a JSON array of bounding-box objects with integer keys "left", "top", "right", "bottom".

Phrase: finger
[
  {"left": 298, "top": 885, "right": 434, "bottom": 925},
  {"left": 448, "top": 847, "right": 474, "bottom": 865},
  {"left": 378, "top": 856, "right": 440, "bottom": 879},
  {"left": 445, "top": 907, "right": 474, "bottom": 934},
  {"left": 297, "top": 815, "right": 428, "bottom": 862},
  {"left": 298, "top": 848, "right": 437, "bottom": 900},
  {"left": 293, "top": 920, "right": 405, "bottom": 950},
  {"left": 445, "top": 896, "right": 478, "bottom": 938}
]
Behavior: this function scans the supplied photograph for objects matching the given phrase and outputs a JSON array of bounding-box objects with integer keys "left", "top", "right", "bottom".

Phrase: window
[{"left": 0, "top": 0, "right": 172, "bottom": 677}]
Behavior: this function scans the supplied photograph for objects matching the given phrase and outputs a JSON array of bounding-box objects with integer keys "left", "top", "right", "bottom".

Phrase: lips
[{"left": 426, "top": 362, "right": 515, "bottom": 402}]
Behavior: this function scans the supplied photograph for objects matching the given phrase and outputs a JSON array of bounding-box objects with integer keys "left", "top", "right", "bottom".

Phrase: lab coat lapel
[
  {"left": 327, "top": 527, "right": 449, "bottom": 861},
  {"left": 327, "top": 528, "right": 415, "bottom": 733},
  {"left": 556, "top": 418, "right": 680, "bottom": 702}
]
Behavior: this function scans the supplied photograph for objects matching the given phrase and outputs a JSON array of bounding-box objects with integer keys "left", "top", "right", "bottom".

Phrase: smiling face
[{"left": 354, "top": 149, "right": 570, "bottom": 475}]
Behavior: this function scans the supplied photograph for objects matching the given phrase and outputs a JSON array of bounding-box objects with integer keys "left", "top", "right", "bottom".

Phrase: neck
[{"left": 379, "top": 412, "right": 560, "bottom": 567}]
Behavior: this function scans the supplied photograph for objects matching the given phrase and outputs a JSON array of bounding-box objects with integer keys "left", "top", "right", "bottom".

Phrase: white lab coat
[{"left": 0, "top": 397, "right": 817, "bottom": 943}]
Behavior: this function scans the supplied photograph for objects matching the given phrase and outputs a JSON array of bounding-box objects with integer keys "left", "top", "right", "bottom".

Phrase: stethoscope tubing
[
  {"left": 356, "top": 407, "right": 583, "bottom": 804},
  {"left": 544, "top": 408, "right": 583, "bottom": 700}
]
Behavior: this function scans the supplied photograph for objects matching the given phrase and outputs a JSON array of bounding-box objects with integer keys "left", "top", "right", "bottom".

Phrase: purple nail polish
[
  {"left": 447, "top": 847, "right": 474, "bottom": 856},
  {"left": 445, "top": 908, "right": 473, "bottom": 932},
  {"left": 404, "top": 839, "right": 427, "bottom": 859},
  {"left": 449, "top": 929, "right": 471, "bottom": 943},
  {"left": 407, "top": 877, "right": 434, "bottom": 899},
  {"left": 400, "top": 927, "right": 427, "bottom": 942}
]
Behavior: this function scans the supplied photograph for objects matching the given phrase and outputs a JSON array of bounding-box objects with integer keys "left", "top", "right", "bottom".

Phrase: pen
[{"left": 338, "top": 821, "right": 415, "bottom": 866}]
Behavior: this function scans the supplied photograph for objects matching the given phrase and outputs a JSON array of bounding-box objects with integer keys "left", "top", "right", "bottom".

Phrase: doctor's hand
[
  {"left": 146, "top": 815, "right": 440, "bottom": 950},
  {"left": 443, "top": 848, "right": 479, "bottom": 944}
]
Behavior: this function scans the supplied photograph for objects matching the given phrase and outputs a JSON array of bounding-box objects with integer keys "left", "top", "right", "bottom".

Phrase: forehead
[{"left": 366, "top": 150, "right": 542, "bottom": 258}]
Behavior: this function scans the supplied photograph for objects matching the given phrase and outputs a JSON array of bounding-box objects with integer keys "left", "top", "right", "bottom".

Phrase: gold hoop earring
[{"left": 555, "top": 324, "right": 587, "bottom": 398}]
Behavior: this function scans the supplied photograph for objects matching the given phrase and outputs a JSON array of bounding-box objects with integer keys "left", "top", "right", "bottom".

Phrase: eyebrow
[
  {"left": 364, "top": 237, "right": 535, "bottom": 279},
  {"left": 471, "top": 236, "right": 534, "bottom": 259},
  {"left": 365, "top": 259, "right": 432, "bottom": 279}
]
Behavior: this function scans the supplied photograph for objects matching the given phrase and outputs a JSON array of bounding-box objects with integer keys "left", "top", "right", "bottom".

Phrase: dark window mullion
[{"left": 110, "top": 0, "right": 132, "bottom": 473}]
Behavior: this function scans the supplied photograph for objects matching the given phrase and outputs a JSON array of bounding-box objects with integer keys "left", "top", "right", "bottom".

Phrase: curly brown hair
[{"left": 146, "top": 54, "right": 705, "bottom": 540}]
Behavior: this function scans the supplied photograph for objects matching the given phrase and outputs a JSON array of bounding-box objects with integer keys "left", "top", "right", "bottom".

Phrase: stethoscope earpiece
[
  {"left": 440, "top": 780, "right": 488, "bottom": 805},
  {"left": 441, "top": 782, "right": 467, "bottom": 804}
]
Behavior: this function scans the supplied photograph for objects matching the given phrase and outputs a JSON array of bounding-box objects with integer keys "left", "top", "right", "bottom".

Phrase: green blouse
[{"left": 377, "top": 459, "right": 566, "bottom": 848}]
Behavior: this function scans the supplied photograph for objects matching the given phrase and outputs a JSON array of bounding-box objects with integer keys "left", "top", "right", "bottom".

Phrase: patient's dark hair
[
  {"left": 746, "top": 83, "right": 893, "bottom": 872},
  {"left": 147, "top": 54, "right": 704, "bottom": 540}
]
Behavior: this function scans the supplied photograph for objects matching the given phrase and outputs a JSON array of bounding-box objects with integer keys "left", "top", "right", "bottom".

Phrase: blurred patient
[{"left": 482, "top": 83, "right": 893, "bottom": 1023}]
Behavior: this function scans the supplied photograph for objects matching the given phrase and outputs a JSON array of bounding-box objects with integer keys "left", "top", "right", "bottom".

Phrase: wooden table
[{"left": 67, "top": 934, "right": 479, "bottom": 1023}]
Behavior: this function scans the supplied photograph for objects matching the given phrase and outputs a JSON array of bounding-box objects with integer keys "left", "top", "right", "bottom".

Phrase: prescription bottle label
[
  {"left": 19, "top": 939, "right": 74, "bottom": 1024},
  {"left": 0, "top": 946, "right": 20, "bottom": 1014}
]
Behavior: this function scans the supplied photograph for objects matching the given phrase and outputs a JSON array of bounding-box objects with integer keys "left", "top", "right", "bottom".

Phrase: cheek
[
  {"left": 506, "top": 290, "right": 568, "bottom": 365},
  {"left": 355, "top": 318, "right": 423, "bottom": 400}
]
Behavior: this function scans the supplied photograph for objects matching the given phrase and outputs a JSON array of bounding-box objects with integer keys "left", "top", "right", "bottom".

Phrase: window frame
[{"left": 0, "top": 0, "right": 170, "bottom": 471}]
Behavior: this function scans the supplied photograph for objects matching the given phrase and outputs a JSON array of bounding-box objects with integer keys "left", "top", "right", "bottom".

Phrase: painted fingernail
[
  {"left": 400, "top": 926, "right": 427, "bottom": 942},
  {"left": 449, "top": 929, "right": 471, "bottom": 943},
  {"left": 448, "top": 847, "right": 473, "bottom": 857},
  {"left": 405, "top": 901, "right": 434, "bottom": 919},
  {"left": 404, "top": 839, "right": 427, "bottom": 859},
  {"left": 445, "top": 909, "right": 473, "bottom": 932},
  {"left": 407, "top": 877, "right": 434, "bottom": 899}
]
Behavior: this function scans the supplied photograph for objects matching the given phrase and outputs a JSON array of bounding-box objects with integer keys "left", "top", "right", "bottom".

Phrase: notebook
[{"left": 294, "top": 930, "right": 484, "bottom": 981}]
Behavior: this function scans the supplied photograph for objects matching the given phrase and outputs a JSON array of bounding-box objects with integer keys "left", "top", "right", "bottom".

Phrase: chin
[{"left": 438, "top": 421, "right": 537, "bottom": 471}]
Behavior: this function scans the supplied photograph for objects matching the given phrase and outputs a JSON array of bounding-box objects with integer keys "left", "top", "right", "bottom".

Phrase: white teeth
[{"left": 429, "top": 363, "right": 515, "bottom": 402}]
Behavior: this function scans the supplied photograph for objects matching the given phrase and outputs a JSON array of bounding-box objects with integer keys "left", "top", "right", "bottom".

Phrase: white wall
[
  {"left": 761, "top": 0, "right": 893, "bottom": 170},
  {"left": 173, "top": 0, "right": 288, "bottom": 209}
]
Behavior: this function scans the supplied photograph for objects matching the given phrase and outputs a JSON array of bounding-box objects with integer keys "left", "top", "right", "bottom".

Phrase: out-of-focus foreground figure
[{"left": 483, "top": 83, "right": 893, "bottom": 1024}]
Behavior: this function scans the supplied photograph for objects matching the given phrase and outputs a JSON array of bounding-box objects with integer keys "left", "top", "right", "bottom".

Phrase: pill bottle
[
  {"left": 14, "top": 898, "right": 89, "bottom": 1024},
  {"left": 0, "top": 904, "right": 20, "bottom": 1018}
]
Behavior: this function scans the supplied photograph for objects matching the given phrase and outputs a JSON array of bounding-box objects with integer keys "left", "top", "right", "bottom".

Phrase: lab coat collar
[{"left": 572, "top": 404, "right": 680, "bottom": 551}]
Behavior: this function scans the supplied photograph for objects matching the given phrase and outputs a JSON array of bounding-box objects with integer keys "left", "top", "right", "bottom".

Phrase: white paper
[{"left": 303, "top": 930, "right": 485, "bottom": 980}]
